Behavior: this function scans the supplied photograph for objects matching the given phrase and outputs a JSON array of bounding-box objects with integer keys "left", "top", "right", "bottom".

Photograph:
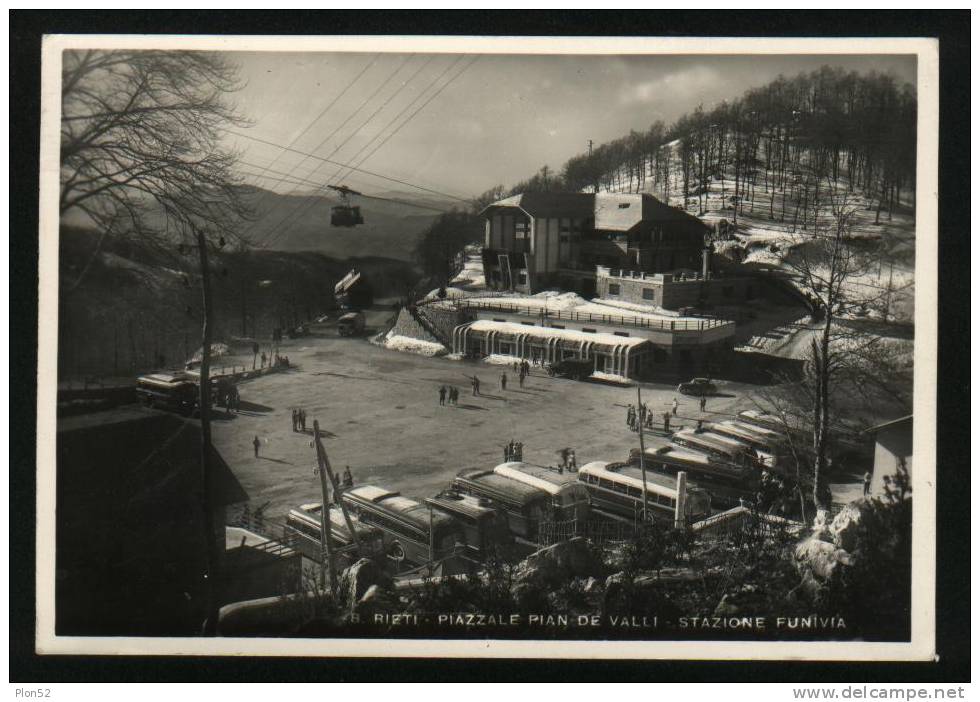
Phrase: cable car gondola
[{"left": 328, "top": 184, "right": 364, "bottom": 227}]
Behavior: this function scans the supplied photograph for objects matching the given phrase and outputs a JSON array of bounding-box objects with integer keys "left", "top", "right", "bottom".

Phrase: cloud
[{"left": 619, "top": 65, "right": 723, "bottom": 106}]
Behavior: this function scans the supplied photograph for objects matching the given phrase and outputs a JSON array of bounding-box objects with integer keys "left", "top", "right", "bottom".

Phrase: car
[
  {"left": 546, "top": 358, "right": 594, "bottom": 381},
  {"left": 677, "top": 377, "right": 717, "bottom": 396}
]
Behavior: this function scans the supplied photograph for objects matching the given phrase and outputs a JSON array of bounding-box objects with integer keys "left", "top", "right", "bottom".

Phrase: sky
[{"left": 223, "top": 52, "right": 916, "bottom": 204}]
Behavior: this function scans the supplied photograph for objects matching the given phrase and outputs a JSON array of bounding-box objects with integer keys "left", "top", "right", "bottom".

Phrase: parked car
[
  {"left": 677, "top": 377, "right": 717, "bottom": 396},
  {"left": 546, "top": 358, "right": 594, "bottom": 380},
  {"left": 337, "top": 311, "right": 366, "bottom": 337}
]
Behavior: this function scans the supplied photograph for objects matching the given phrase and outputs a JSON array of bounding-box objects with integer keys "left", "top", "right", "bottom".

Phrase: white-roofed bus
[
  {"left": 709, "top": 420, "right": 785, "bottom": 469},
  {"left": 341, "top": 485, "right": 463, "bottom": 569},
  {"left": 576, "top": 461, "right": 711, "bottom": 524},
  {"left": 671, "top": 429, "right": 760, "bottom": 470},
  {"left": 627, "top": 446, "right": 756, "bottom": 510},
  {"left": 491, "top": 462, "right": 591, "bottom": 523},
  {"left": 285, "top": 502, "right": 385, "bottom": 567},
  {"left": 451, "top": 468, "right": 550, "bottom": 542}
]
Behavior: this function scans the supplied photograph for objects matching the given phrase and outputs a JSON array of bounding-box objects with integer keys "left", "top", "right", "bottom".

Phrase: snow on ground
[
  {"left": 457, "top": 292, "right": 714, "bottom": 325},
  {"left": 450, "top": 251, "right": 486, "bottom": 290},
  {"left": 590, "top": 371, "right": 631, "bottom": 385},
  {"left": 586, "top": 297, "right": 682, "bottom": 318},
  {"left": 379, "top": 333, "right": 447, "bottom": 357},
  {"left": 482, "top": 354, "right": 527, "bottom": 367},
  {"left": 468, "top": 319, "right": 648, "bottom": 348}
]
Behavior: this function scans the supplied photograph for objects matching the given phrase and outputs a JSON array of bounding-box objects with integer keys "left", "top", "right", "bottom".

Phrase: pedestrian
[
  {"left": 627, "top": 405, "right": 636, "bottom": 431},
  {"left": 291, "top": 408, "right": 298, "bottom": 432},
  {"left": 663, "top": 411, "right": 671, "bottom": 433},
  {"left": 518, "top": 370, "right": 525, "bottom": 388},
  {"left": 500, "top": 372, "right": 507, "bottom": 391},
  {"left": 569, "top": 449, "right": 577, "bottom": 471},
  {"left": 863, "top": 471, "right": 872, "bottom": 497},
  {"left": 343, "top": 466, "right": 354, "bottom": 488},
  {"left": 261, "top": 352, "right": 267, "bottom": 368},
  {"left": 438, "top": 385, "right": 447, "bottom": 406},
  {"left": 252, "top": 435, "right": 261, "bottom": 458},
  {"left": 472, "top": 376, "right": 480, "bottom": 396},
  {"left": 671, "top": 397, "right": 678, "bottom": 416},
  {"left": 699, "top": 395, "right": 707, "bottom": 412},
  {"left": 696, "top": 419, "right": 704, "bottom": 432}
]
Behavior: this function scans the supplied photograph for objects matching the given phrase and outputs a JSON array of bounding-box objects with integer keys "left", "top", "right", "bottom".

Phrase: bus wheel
[{"left": 387, "top": 542, "right": 406, "bottom": 564}]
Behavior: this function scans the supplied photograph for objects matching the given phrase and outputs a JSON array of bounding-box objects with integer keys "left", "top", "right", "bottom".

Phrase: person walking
[
  {"left": 438, "top": 385, "right": 447, "bottom": 406},
  {"left": 300, "top": 409, "right": 307, "bottom": 432},
  {"left": 699, "top": 395, "right": 707, "bottom": 412},
  {"left": 568, "top": 449, "right": 577, "bottom": 471},
  {"left": 671, "top": 397, "right": 678, "bottom": 416},
  {"left": 472, "top": 376, "right": 481, "bottom": 396},
  {"left": 863, "top": 471, "right": 872, "bottom": 497},
  {"left": 291, "top": 408, "right": 297, "bottom": 432},
  {"left": 252, "top": 435, "right": 261, "bottom": 458},
  {"left": 500, "top": 372, "right": 508, "bottom": 391},
  {"left": 663, "top": 411, "right": 671, "bottom": 433},
  {"left": 518, "top": 369, "right": 525, "bottom": 388},
  {"left": 627, "top": 404, "right": 636, "bottom": 431}
]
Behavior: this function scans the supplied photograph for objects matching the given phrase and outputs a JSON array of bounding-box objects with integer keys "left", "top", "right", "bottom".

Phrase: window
[
  {"left": 550, "top": 324, "right": 565, "bottom": 330},
  {"left": 608, "top": 283, "right": 621, "bottom": 296},
  {"left": 500, "top": 343, "right": 511, "bottom": 354},
  {"left": 517, "top": 273, "right": 528, "bottom": 285},
  {"left": 618, "top": 203, "right": 631, "bottom": 209},
  {"left": 521, "top": 320, "right": 535, "bottom": 326},
  {"left": 614, "top": 331, "right": 630, "bottom": 337},
  {"left": 582, "top": 327, "right": 596, "bottom": 334},
  {"left": 493, "top": 318, "right": 507, "bottom": 323},
  {"left": 642, "top": 288, "right": 655, "bottom": 300}
]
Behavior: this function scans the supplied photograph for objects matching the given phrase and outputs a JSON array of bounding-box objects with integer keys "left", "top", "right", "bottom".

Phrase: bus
[
  {"left": 135, "top": 372, "right": 198, "bottom": 414},
  {"left": 629, "top": 444, "right": 751, "bottom": 485},
  {"left": 576, "top": 461, "right": 712, "bottom": 523},
  {"left": 736, "top": 410, "right": 795, "bottom": 436},
  {"left": 491, "top": 462, "right": 591, "bottom": 523},
  {"left": 628, "top": 447, "right": 756, "bottom": 509},
  {"left": 451, "top": 468, "right": 550, "bottom": 541},
  {"left": 424, "top": 490, "right": 514, "bottom": 561},
  {"left": 710, "top": 420, "right": 785, "bottom": 468},
  {"left": 340, "top": 485, "right": 463, "bottom": 568},
  {"left": 672, "top": 429, "right": 760, "bottom": 469},
  {"left": 284, "top": 502, "right": 385, "bottom": 566}
]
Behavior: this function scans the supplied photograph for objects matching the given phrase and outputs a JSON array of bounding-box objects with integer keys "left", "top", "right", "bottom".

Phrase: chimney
[{"left": 674, "top": 471, "right": 688, "bottom": 529}]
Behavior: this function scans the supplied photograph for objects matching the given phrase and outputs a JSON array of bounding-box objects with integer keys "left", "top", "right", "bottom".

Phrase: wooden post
[
  {"left": 312, "top": 420, "right": 362, "bottom": 554},
  {"left": 637, "top": 384, "right": 649, "bottom": 523},
  {"left": 674, "top": 471, "right": 688, "bottom": 530},
  {"left": 194, "top": 227, "right": 220, "bottom": 636},
  {"left": 311, "top": 421, "right": 337, "bottom": 595}
]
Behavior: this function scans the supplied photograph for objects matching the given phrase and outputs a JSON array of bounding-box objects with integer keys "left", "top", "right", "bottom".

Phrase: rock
[
  {"left": 794, "top": 537, "right": 851, "bottom": 583},
  {"left": 351, "top": 584, "right": 401, "bottom": 622},
  {"left": 338, "top": 558, "right": 391, "bottom": 612},
  {"left": 830, "top": 501, "right": 872, "bottom": 552},
  {"left": 713, "top": 594, "right": 739, "bottom": 617},
  {"left": 582, "top": 576, "right": 601, "bottom": 594},
  {"left": 811, "top": 509, "right": 833, "bottom": 542},
  {"left": 514, "top": 537, "right": 606, "bottom": 589}
]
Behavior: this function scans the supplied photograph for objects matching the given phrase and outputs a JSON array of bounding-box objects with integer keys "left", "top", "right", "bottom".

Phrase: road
[{"left": 211, "top": 322, "right": 762, "bottom": 524}]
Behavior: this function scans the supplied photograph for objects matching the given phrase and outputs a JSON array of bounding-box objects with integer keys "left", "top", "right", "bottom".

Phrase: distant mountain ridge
[{"left": 238, "top": 185, "right": 460, "bottom": 262}]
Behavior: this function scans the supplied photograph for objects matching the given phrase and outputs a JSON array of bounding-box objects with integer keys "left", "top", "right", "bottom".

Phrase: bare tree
[
  {"left": 60, "top": 50, "right": 252, "bottom": 634},
  {"left": 60, "top": 50, "right": 251, "bottom": 290}
]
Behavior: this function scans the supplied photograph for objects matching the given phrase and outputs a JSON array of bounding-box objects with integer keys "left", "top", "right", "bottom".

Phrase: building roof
[
  {"left": 480, "top": 192, "right": 595, "bottom": 220},
  {"left": 864, "top": 415, "right": 913, "bottom": 434},
  {"left": 467, "top": 319, "right": 649, "bottom": 349},
  {"left": 480, "top": 191, "right": 708, "bottom": 231}
]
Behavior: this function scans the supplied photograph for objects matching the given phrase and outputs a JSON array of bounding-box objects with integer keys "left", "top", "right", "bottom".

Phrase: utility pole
[
  {"left": 194, "top": 227, "right": 220, "bottom": 636},
  {"left": 312, "top": 421, "right": 337, "bottom": 596},
  {"left": 636, "top": 384, "right": 649, "bottom": 523},
  {"left": 588, "top": 139, "right": 598, "bottom": 194}
]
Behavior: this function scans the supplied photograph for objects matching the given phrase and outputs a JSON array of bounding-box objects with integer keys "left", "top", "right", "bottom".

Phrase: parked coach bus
[
  {"left": 285, "top": 502, "right": 385, "bottom": 566},
  {"left": 492, "top": 462, "right": 591, "bottom": 523},
  {"left": 710, "top": 420, "right": 784, "bottom": 468},
  {"left": 628, "top": 444, "right": 751, "bottom": 485},
  {"left": 424, "top": 490, "right": 514, "bottom": 561},
  {"left": 341, "top": 485, "right": 463, "bottom": 568},
  {"left": 135, "top": 372, "right": 198, "bottom": 414},
  {"left": 577, "top": 461, "right": 712, "bottom": 524},
  {"left": 628, "top": 447, "right": 755, "bottom": 509},
  {"left": 672, "top": 429, "right": 759, "bottom": 469},
  {"left": 451, "top": 468, "right": 550, "bottom": 541}
]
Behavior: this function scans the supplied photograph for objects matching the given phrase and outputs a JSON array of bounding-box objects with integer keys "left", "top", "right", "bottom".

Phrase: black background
[{"left": 9, "top": 9, "right": 970, "bottom": 683}]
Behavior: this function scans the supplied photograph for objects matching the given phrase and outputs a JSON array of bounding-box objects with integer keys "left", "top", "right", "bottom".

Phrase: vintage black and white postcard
[{"left": 35, "top": 34, "right": 939, "bottom": 660}]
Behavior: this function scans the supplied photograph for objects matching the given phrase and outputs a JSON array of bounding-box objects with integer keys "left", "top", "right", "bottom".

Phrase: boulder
[
  {"left": 713, "top": 594, "right": 739, "bottom": 618},
  {"left": 515, "top": 537, "right": 606, "bottom": 588},
  {"left": 338, "top": 558, "right": 391, "bottom": 612},
  {"left": 830, "top": 500, "right": 872, "bottom": 552},
  {"left": 794, "top": 537, "right": 852, "bottom": 584}
]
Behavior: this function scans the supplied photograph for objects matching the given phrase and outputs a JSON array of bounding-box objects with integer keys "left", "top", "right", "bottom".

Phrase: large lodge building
[{"left": 453, "top": 191, "right": 750, "bottom": 380}]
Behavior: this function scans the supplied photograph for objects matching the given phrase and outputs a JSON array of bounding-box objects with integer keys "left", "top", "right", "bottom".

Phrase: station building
[
  {"left": 480, "top": 191, "right": 709, "bottom": 296},
  {"left": 448, "top": 296, "right": 736, "bottom": 381}
]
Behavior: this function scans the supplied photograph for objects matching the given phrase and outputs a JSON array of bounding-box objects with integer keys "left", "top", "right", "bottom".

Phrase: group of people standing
[
  {"left": 626, "top": 403, "right": 657, "bottom": 433},
  {"left": 503, "top": 439, "right": 524, "bottom": 462},
  {"left": 512, "top": 359, "right": 531, "bottom": 388},
  {"left": 438, "top": 385, "right": 460, "bottom": 406},
  {"left": 291, "top": 407, "right": 308, "bottom": 432}
]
